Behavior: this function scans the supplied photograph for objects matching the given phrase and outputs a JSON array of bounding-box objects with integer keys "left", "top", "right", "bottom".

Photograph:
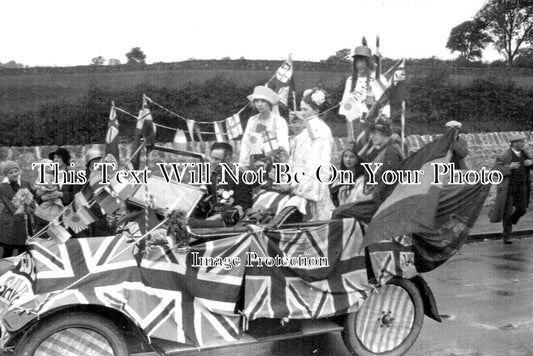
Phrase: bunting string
[{"left": 115, "top": 101, "right": 340, "bottom": 136}]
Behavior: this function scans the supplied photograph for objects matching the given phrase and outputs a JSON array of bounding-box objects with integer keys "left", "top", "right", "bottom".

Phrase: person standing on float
[
  {"left": 238, "top": 86, "right": 289, "bottom": 169},
  {"left": 283, "top": 88, "right": 335, "bottom": 220},
  {"left": 340, "top": 39, "right": 389, "bottom": 157}
]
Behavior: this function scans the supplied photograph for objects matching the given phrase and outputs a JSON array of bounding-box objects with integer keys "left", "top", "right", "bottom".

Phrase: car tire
[
  {"left": 342, "top": 277, "right": 424, "bottom": 356},
  {"left": 15, "top": 311, "right": 128, "bottom": 356}
]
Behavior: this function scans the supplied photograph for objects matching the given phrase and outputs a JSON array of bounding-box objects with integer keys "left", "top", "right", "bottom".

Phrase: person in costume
[
  {"left": 280, "top": 88, "right": 335, "bottom": 220},
  {"left": 332, "top": 118, "right": 403, "bottom": 224},
  {"left": 339, "top": 39, "right": 389, "bottom": 127},
  {"left": 238, "top": 86, "right": 289, "bottom": 169}
]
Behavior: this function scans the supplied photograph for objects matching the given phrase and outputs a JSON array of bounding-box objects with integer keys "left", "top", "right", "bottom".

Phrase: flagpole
[
  {"left": 348, "top": 47, "right": 358, "bottom": 142},
  {"left": 401, "top": 101, "right": 406, "bottom": 152},
  {"left": 291, "top": 73, "right": 297, "bottom": 112},
  {"left": 375, "top": 35, "right": 381, "bottom": 78}
]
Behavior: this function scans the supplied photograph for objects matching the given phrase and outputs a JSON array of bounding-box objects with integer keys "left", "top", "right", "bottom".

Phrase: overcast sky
[{"left": 1, "top": 0, "right": 498, "bottom": 67}]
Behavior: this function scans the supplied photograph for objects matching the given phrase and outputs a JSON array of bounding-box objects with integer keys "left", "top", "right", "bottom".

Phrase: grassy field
[{"left": 2, "top": 63, "right": 533, "bottom": 113}]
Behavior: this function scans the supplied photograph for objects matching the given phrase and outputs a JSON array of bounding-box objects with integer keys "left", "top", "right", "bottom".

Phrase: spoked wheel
[
  {"left": 342, "top": 277, "right": 424, "bottom": 356},
  {"left": 15, "top": 312, "right": 128, "bottom": 356}
]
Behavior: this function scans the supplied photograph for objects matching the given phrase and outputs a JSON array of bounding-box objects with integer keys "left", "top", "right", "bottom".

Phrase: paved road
[{"left": 178, "top": 237, "right": 533, "bottom": 356}]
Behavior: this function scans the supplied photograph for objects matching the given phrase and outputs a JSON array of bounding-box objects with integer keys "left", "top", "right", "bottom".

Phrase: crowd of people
[
  {"left": 0, "top": 147, "right": 117, "bottom": 258},
  {"left": 0, "top": 42, "right": 530, "bottom": 256}
]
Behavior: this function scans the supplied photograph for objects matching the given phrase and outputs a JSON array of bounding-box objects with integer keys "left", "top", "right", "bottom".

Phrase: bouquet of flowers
[
  {"left": 12, "top": 188, "right": 36, "bottom": 238},
  {"left": 12, "top": 188, "right": 35, "bottom": 215}
]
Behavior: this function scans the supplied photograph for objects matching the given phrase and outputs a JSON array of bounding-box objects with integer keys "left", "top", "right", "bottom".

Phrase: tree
[
  {"left": 446, "top": 20, "right": 491, "bottom": 61},
  {"left": 324, "top": 48, "right": 352, "bottom": 64},
  {"left": 1, "top": 60, "right": 24, "bottom": 68},
  {"left": 475, "top": 0, "right": 533, "bottom": 66},
  {"left": 108, "top": 58, "right": 121, "bottom": 65},
  {"left": 125, "top": 47, "right": 147, "bottom": 64},
  {"left": 514, "top": 45, "right": 533, "bottom": 67},
  {"left": 91, "top": 56, "right": 106, "bottom": 65},
  {"left": 221, "top": 56, "right": 231, "bottom": 60}
]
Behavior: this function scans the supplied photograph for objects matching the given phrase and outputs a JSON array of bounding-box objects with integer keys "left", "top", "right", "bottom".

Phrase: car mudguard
[{"left": 410, "top": 274, "right": 441, "bottom": 322}]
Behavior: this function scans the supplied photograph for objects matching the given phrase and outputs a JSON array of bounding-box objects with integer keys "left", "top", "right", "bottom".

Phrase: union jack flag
[
  {"left": 243, "top": 219, "right": 372, "bottom": 321},
  {"left": 24, "top": 231, "right": 252, "bottom": 347},
  {"left": 104, "top": 104, "right": 120, "bottom": 164}
]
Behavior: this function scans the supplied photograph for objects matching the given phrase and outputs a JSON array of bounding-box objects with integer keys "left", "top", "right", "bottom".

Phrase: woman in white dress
[
  {"left": 285, "top": 88, "right": 335, "bottom": 220},
  {"left": 238, "top": 86, "right": 289, "bottom": 169}
]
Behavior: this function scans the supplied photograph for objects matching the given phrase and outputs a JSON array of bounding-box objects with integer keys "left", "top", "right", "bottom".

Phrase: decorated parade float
[{"left": 0, "top": 39, "right": 490, "bottom": 355}]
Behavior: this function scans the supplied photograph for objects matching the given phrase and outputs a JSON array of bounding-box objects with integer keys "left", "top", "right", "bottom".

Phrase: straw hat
[{"left": 248, "top": 86, "right": 279, "bottom": 106}]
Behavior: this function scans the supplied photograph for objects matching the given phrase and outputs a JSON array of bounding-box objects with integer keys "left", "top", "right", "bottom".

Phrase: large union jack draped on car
[
  {"left": 243, "top": 219, "right": 373, "bottom": 321},
  {"left": 0, "top": 218, "right": 421, "bottom": 347},
  {"left": 25, "top": 233, "right": 249, "bottom": 347}
]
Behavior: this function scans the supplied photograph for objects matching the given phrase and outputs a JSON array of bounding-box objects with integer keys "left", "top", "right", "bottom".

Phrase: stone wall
[{"left": 2, "top": 130, "right": 531, "bottom": 205}]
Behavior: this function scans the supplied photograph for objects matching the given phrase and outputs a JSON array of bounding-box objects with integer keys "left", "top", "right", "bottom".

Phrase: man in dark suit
[
  {"left": 492, "top": 134, "right": 532, "bottom": 244},
  {"left": 445, "top": 120, "right": 469, "bottom": 170},
  {"left": 204, "top": 142, "right": 252, "bottom": 225},
  {"left": 332, "top": 118, "right": 404, "bottom": 224}
]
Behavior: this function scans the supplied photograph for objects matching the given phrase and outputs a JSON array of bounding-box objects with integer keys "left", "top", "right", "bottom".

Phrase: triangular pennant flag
[
  {"left": 94, "top": 188, "right": 120, "bottom": 215},
  {"left": 173, "top": 129, "right": 187, "bottom": 150},
  {"left": 186, "top": 119, "right": 196, "bottom": 142},
  {"left": 214, "top": 121, "right": 225, "bottom": 142},
  {"left": 262, "top": 131, "right": 279, "bottom": 154},
  {"left": 225, "top": 114, "right": 243, "bottom": 139},
  {"left": 104, "top": 104, "right": 120, "bottom": 164},
  {"left": 47, "top": 222, "right": 71, "bottom": 243}
]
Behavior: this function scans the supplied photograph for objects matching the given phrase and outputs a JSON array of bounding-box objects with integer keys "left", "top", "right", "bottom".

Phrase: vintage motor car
[{"left": 0, "top": 141, "right": 489, "bottom": 356}]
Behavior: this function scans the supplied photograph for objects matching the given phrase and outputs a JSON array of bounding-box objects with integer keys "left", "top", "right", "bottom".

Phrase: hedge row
[{"left": 1, "top": 71, "right": 532, "bottom": 146}]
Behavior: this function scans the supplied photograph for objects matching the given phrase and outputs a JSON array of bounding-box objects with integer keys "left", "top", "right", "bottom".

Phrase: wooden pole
[{"left": 401, "top": 101, "right": 406, "bottom": 152}]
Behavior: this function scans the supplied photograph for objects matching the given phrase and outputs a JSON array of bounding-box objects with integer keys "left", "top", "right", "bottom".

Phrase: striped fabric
[
  {"left": 244, "top": 219, "right": 372, "bottom": 321},
  {"left": 367, "top": 235, "right": 417, "bottom": 285},
  {"left": 252, "top": 189, "right": 305, "bottom": 215},
  {"left": 35, "top": 328, "right": 113, "bottom": 356},
  {"left": 355, "top": 284, "right": 415, "bottom": 353}
]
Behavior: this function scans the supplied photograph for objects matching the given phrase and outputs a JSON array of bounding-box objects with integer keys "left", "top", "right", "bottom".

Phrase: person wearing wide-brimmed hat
[
  {"left": 0, "top": 161, "right": 34, "bottom": 257},
  {"left": 490, "top": 133, "right": 532, "bottom": 244},
  {"left": 339, "top": 39, "right": 389, "bottom": 126},
  {"left": 238, "top": 86, "right": 289, "bottom": 168},
  {"left": 332, "top": 117, "right": 403, "bottom": 223}
]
